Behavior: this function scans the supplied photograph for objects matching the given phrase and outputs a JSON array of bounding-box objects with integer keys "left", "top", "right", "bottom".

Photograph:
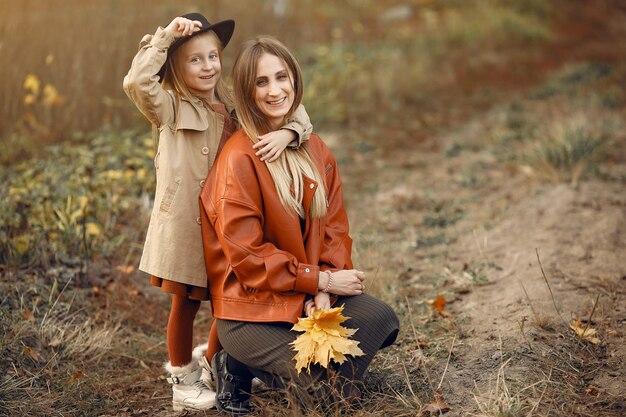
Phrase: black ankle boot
[{"left": 211, "top": 350, "right": 253, "bottom": 415}]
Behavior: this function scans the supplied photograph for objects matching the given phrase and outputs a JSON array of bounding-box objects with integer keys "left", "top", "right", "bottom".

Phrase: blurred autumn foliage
[
  {"left": 0, "top": 0, "right": 560, "bottom": 269},
  {"left": 1, "top": 0, "right": 552, "bottom": 151},
  {"left": 0, "top": 128, "right": 155, "bottom": 269}
]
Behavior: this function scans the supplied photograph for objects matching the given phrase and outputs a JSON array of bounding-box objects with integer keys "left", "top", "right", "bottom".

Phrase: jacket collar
[
  {"left": 181, "top": 94, "right": 234, "bottom": 111},
  {"left": 178, "top": 95, "right": 220, "bottom": 132},
  {"left": 177, "top": 96, "right": 234, "bottom": 131},
  {"left": 301, "top": 176, "right": 318, "bottom": 238},
  {"left": 302, "top": 176, "right": 317, "bottom": 215}
]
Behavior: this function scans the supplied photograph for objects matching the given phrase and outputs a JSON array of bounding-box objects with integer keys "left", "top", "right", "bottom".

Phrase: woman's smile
[{"left": 266, "top": 96, "right": 287, "bottom": 105}]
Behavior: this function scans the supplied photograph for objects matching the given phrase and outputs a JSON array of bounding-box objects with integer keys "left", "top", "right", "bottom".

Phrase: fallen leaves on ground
[
  {"left": 290, "top": 305, "right": 364, "bottom": 374},
  {"left": 116, "top": 264, "right": 136, "bottom": 275},
  {"left": 22, "top": 308, "right": 35, "bottom": 321},
  {"left": 68, "top": 370, "right": 85, "bottom": 382},
  {"left": 569, "top": 320, "right": 601, "bottom": 344},
  {"left": 23, "top": 345, "right": 42, "bottom": 362},
  {"left": 428, "top": 295, "right": 452, "bottom": 318},
  {"left": 419, "top": 390, "right": 451, "bottom": 416}
]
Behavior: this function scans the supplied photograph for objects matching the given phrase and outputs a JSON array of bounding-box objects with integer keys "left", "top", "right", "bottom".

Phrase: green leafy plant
[{"left": 0, "top": 128, "right": 155, "bottom": 274}]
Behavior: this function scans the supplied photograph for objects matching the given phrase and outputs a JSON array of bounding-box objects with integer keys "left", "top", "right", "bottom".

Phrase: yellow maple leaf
[
  {"left": 570, "top": 320, "right": 601, "bottom": 344},
  {"left": 290, "top": 305, "right": 364, "bottom": 374}
]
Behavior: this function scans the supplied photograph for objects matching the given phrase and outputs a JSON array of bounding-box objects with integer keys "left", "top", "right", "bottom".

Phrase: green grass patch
[
  {"left": 0, "top": 127, "right": 154, "bottom": 270},
  {"left": 524, "top": 121, "right": 608, "bottom": 184},
  {"left": 489, "top": 62, "right": 625, "bottom": 184},
  {"left": 422, "top": 202, "right": 464, "bottom": 228}
]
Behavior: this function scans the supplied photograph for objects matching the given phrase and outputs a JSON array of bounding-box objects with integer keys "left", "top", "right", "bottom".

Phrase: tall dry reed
[{"left": 1, "top": 0, "right": 552, "bottom": 148}]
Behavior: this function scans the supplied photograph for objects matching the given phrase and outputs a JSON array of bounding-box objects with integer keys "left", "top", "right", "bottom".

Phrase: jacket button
[
  {"left": 309, "top": 183, "right": 315, "bottom": 189},
  {"left": 200, "top": 179, "right": 206, "bottom": 187},
  {"left": 196, "top": 217, "right": 201, "bottom": 225},
  {"left": 201, "top": 146, "right": 209, "bottom": 155},
  {"left": 305, "top": 268, "right": 310, "bottom": 273}
]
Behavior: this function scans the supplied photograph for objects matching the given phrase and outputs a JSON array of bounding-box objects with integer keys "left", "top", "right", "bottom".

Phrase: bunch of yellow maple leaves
[{"left": 290, "top": 305, "right": 364, "bottom": 374}]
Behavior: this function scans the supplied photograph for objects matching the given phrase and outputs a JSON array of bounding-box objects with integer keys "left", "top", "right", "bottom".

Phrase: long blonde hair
[
  {"left": 162, "top": 31, "right": 235, "bottom": 122},
  {"left": 232, "top": 36, "right": 326, "bottom": 219}
]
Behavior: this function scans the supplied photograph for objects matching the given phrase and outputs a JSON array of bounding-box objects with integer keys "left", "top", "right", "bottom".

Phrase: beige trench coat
[{"left": 123, "top": 27, "right": 311, "bottom": 287}]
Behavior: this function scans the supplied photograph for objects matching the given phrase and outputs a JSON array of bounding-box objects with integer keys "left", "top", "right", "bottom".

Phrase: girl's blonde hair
[
  {"left": 232, "top": 36, "right": 327, "bottom": 219},
  {"left": 162, "top": 30, "right": 235, "bottom": 122}
]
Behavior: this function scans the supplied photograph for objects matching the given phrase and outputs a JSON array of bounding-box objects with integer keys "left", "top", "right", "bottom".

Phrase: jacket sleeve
[
  {"left": 212, "top": 152, "right": 319, "bottom": 295},
  {"left": 319, "top": 149, "right": 354, "bottom": 272},
  {"left": 282, "top": 104, "right": 313, "bottom": 149},
  {"left": 122, "top": 27, "right": 176, "bottom": 127}
]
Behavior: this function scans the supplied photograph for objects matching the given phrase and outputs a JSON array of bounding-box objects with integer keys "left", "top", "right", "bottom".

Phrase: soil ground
[
  {"left": 3, "top": 2, "right": 625, "bottom": 416},
  {"left": 320, "top": 2, "right": 626, "bottom": 412},
  {"left": 334, "top": 124, "right": 626, "bottom": 415},
  {"left": 117, "top": 2, "right": 626, "bottom": 414}
]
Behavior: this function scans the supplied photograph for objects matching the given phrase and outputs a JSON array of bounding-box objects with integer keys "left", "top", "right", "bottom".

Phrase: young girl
[{"left": 123, "top": 13, "right": 312, "bottom": 412}]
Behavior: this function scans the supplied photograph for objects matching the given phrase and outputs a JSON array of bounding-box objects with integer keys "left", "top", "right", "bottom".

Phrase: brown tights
[
  {"left": 167, "top": 294, "right": 222, "bottom": 367},
  {"left": 206, "top": 320, "right": 221, "bottom": 363},
  {"left": 167, "top": 294, "right": 200, "bottom": 366}
]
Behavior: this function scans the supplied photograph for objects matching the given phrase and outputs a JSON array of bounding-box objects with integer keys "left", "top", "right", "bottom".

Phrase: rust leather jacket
[{"left": 199, "top": 130, "right": 353, "bottom": 324}]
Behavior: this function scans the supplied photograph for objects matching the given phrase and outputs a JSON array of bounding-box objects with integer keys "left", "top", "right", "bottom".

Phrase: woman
[{"left": 199, "top": 36, "right": 399, "bottom": 414}]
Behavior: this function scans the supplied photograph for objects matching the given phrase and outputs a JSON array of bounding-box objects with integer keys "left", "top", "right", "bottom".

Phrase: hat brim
[
  {"left": 157, "top": 19, "right": 235, "bottom": 81},
  {"left": 189, "top": 19, "right": 235, "bottom": 50}
]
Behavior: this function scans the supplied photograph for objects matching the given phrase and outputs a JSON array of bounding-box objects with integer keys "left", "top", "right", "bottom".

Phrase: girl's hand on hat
[{"left": 165, "top": 17, "right": 202, "bottom": 38}]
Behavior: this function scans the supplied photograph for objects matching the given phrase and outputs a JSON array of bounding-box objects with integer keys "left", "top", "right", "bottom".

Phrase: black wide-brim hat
[{"left": 158, "top": 12, "right": 235, "bottom": 81}]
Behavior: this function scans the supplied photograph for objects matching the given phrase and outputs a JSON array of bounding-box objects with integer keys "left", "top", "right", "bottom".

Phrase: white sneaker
[{"left": 165, "top": 361, "right": 216, "bottom": 411}]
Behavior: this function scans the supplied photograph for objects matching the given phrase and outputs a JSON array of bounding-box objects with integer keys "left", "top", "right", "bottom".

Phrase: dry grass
[
  {"left": 471, "top": 316, "right": 624, "bottom": 417},
  {"left": 473, "top": 359, "right": 529, "bottom": 417},
  {"left": 524, "top": 114, "right": 611, "bottom": 186},
  {"left": 2, "top": 1, "right": 625, "bottom": 416},
  {"left": 0, "top": 272, "right": 123, "bottom": 416},
  {"left": 490, "top": 63, "right": 625, "bottom": 186}
]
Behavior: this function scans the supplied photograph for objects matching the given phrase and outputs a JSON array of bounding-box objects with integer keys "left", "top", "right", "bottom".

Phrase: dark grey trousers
[{"left": 216, "top": 294, "right": 399, "bottom": 393}]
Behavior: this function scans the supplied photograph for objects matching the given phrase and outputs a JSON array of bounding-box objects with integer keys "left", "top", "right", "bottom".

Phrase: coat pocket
[{"left": 159, "top": 179, "right": 180, "bottom": 214}]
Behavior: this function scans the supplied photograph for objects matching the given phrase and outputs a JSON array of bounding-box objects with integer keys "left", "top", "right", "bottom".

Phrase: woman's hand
[
  {"left": 319, "top": 269, "right": 366, "bottom": 296},
  {"left": 314, "top": 291, "right": 331, "bottom": 311},
  {"left": 304, "top": 298, "right": 315, "bottom": 316},
  {"left": 164, "top": 16, "right": 202, "bottom": 38},
  {"left": 253, "top": 129, "right": 296, "bottom": 162},
  {"left": 304, "top": 292, "right": 331, "bottom": 316}
]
